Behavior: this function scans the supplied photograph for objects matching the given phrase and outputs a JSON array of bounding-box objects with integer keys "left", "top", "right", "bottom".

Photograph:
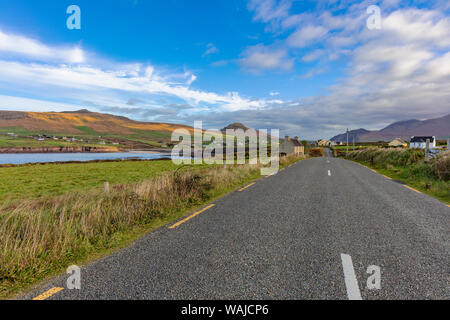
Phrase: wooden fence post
[{"left": 104, "top": 181, "right": 110, "bottom": 194}]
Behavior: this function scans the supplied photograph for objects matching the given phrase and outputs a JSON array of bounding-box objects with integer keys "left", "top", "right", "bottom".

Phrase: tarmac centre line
[{"left": 340, "top": 254, "right": 363, "bottom": 300}]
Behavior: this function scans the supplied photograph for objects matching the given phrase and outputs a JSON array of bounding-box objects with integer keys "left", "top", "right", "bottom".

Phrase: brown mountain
[
  {"left": 0, "top": 110, "right": 192, "bottom": 135},
  {"left": 331, "top": 114, "right": 450, "bottom": 142},
  {"left": 0, "top": 109, "right": 194, "bottom": 149}
]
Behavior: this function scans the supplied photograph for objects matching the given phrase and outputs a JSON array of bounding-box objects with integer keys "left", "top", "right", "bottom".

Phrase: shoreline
[
  {"left": 0, "top": 147, "right": 173, "bottom": 154},
  {"left": 0, "top": 157, "right": 173, "bottom": 168},
  {"left": 0, "top": 146, "right": 119, "bottom": 154}
]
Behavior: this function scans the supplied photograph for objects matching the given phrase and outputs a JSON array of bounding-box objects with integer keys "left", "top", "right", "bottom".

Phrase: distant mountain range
[{"left": 330, "top": 114, "right": 450, "bottom": 142}]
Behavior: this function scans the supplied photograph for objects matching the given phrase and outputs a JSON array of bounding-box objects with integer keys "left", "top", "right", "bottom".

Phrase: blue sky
[{"left": 0, "top": 0, "right": 449, "bottom": 139}]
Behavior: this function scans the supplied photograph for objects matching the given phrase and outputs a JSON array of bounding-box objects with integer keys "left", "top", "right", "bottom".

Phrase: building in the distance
[
  {"left": 280, "top": 136, "right": 304, "bottom": 156},
  {"left": 388, "top": 138, "right": 408, "bottom": 147},
  {"left": 409, "top": 136, "right": 436, "bottom": 149}
]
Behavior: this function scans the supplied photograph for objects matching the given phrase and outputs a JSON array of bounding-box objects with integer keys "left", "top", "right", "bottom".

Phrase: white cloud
[
  {"left": 202, "top": 43, "right": 219, "bottom": 57},
  {"left": 186, "top": 73, "right": 197, "bottom": 86},
  {"left": 382, "top": 9, "right": 450, "bottom": 47},
  {"left": 301, "top": 49, "right": 325, "bottom": 62},
  {"left": 247, "top": 0, "right": 292, "bottom": 24},
  {"left": 327, "top": 36, "right": 357, "bottom": 47},
  {"left": 297, "top": 67, "right": 328, "bottom": 79},
  {"left": 0, "top": 59, "right": 267, "bottom": 111},
  {"left": 239, "top": 44, "right": 294, "bottom": 72},
  {"left": 286, "top": 25, "right": 328, "bottom": 48},
  {"left": 0, "top": 28, "right": 85, "bottom": 63},
  {"left": 0, "top": 28, "right": 269, "bottom": 116},
  {"left": 205, "top": 3, "right": 450, "bottom": 138}
]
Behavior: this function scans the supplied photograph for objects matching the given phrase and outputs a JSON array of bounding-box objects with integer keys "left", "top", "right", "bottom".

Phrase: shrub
[
  {"left": 346, "top": 148, "right": 424, "bottom": 167},
  {"left": 308, "top": 148, "right": 324, "bottom": 157},
  {"left": 434, "top": 151, "right": 450, "bottom": 181}
]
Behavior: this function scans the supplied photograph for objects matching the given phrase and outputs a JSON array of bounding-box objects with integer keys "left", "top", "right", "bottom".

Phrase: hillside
[
  {"left": 331, "top": 114, "right": 450, "bottom": 142},
  {"left": 329, "top": 128, "right": 371, "bottom": 143},
  {"left": 221, "top": 122, "right": 250, "bottom": 133},
  {"left": 0, "top": 110, "right": 193, "bottom": 149}
]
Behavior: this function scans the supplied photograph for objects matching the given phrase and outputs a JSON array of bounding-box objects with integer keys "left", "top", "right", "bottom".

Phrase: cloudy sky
[{"left": 0, "top": 0, "right": 449, "bottom": 139}]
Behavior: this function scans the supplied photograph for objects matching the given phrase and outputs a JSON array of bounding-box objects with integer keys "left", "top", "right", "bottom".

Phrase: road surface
[{"left": 23, "top": 152, "right": 449, "bottom": 300}]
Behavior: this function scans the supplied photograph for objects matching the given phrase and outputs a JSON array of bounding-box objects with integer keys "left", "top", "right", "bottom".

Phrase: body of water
[{"left": 0, "top": 152, "right": 173, "bottom": 165}]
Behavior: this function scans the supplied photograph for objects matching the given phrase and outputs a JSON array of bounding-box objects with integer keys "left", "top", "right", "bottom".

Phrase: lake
[{"left": 0, "top": 152, "right": 173, "bottom": 165}]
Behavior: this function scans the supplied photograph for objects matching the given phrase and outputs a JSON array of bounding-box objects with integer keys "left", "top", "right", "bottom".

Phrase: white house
[{"left": 409, "top": 136, "right": 436, "bottom": 149}]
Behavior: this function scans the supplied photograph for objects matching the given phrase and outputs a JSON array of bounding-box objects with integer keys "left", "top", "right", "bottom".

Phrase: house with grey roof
[{"left": 280, "top": 136, "right": 304, "bottom": 156}]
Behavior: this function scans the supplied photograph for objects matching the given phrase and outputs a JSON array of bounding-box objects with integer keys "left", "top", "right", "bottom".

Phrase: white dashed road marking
[
  {"left": 328, "top": 170, "right": 331, "bottom": 176},
  {"left": 341, "top": 254, "right": 363, "bottom": 300}
]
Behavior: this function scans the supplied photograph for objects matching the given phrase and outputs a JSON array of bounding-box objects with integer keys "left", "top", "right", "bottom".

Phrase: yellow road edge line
[
  {"left": 362, "top": 164, "right": 392, "bottom": 180},
  {"left": 238, "top": 182, "right": 256, "bottom": 192},
  {"left": 33, "top": 287, "right": 64, "bottom": 300},
  {"left": 169, "top": 204, "right": 215, "bottom": 229},
  {"left": 403, "top": 185, "right": 421, "bottom": 194}
]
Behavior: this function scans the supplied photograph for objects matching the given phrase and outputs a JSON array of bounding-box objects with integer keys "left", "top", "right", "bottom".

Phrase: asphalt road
[{"left": 23, "top": 152, "right": 449, "bottom": 300}]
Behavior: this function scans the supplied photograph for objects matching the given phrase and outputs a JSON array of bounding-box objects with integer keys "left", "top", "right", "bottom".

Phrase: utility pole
[
  {"left": 346, "top": 128, "right": 349, "bottom": 156},
  {"left": 425, "top": 139, "right": 430, "bottom": 163}
]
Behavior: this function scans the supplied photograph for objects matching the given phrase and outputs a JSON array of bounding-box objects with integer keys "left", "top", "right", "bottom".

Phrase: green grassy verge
[
  {"left": 344, "top": 148, "right": 450, "bottom": 204},
  {"left": 1, "top": 155, "right": 304, "bottom": 299},
  {"left": 352, "top": 161, "right": 450, "bottom": 204}
]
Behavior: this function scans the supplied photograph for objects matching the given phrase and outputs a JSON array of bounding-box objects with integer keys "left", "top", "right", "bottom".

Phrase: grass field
[
  {"left": 0, "top": 160, "right": 208, "bottom": 204},
  {"left": 0, "top": 155, "right": 305, "bottom": 298}
]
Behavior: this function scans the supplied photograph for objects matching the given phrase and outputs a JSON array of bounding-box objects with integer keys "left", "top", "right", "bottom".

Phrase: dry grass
[
  {"left": 0, "top": 155, "right": 302, "bottom": 298},
  {"left": 434, "top": 151, "right": 450, "bottom": 181}
]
